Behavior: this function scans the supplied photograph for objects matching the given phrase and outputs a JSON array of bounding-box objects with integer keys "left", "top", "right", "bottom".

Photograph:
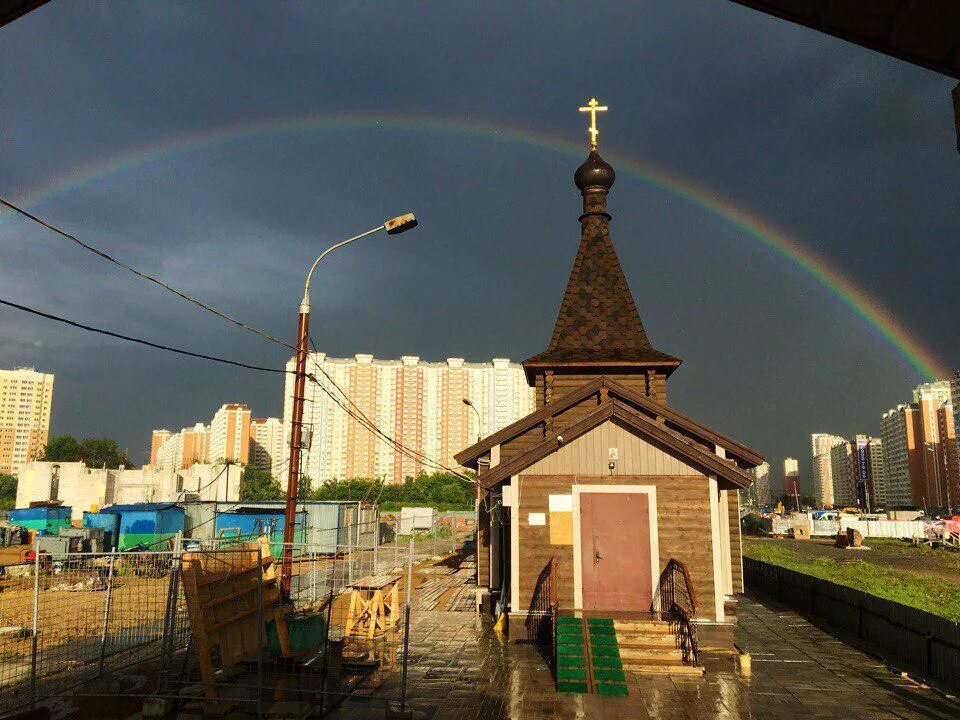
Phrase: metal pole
[
  {"left": 257, "top": 546, "right": 264, "bottom": 720},
  {"left": 281, "top": 298, "right": 310, "bottom": 599},
  {"left": 30, "top": 540, "right": 40, "bottom": 708},
  {"left": 400, "top": 534, "right": 414, "bottom": 714},
  {"left": 99, "top": 548, "right": 117, "bottom": 676}
]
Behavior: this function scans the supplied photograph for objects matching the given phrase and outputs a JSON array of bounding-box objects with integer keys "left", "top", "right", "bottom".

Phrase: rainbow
[{"left": 1, "top": 112, "right": 949, "bottom": 381}]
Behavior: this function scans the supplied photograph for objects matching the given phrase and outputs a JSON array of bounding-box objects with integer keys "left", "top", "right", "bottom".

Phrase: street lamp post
[
  {"left": 462, "top": 398, "right": 483, "bottom": 444},
  {"left": 280, "top": 213, "right": 418, "bottom": 598}
]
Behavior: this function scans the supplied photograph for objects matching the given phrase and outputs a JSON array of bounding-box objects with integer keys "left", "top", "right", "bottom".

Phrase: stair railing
[{"left": 654, "top": 558, "right": 701, "bottom": 666}]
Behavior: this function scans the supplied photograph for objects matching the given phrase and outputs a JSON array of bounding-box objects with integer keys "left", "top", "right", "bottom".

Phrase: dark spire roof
[{"left": 524, "top": 150, "right": 680, "bottom": 370}]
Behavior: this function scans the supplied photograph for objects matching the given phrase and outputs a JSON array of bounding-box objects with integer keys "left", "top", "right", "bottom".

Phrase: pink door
[{"left": 580, "top": 492, "right": 652, "bottom": 611}]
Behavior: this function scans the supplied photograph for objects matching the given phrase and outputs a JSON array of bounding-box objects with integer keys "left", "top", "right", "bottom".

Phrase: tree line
[{"left": 239, "top": 467, "right": 475, "bottom": 510}]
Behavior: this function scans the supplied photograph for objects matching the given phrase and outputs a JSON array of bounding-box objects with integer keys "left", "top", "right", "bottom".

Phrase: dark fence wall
[{"left": 744, "top": 557, "right": 960, "bottom": 693}]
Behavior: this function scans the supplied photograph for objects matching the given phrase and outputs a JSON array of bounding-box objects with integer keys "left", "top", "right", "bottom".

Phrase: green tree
[
  {"left": 39, "top": 435, "right": 130, "bottom": 468},
  {"left": 240, "top": 466, "right": 284, "bottom": 501},
  {"left": 40, "top": 435, "right": 82, "bottom": 462},
  {"left": 79, "top": 438, "right": 129, "bottom": 469},
  {"left": 0, "top": 473, "right": 16, "bottom": 511}
]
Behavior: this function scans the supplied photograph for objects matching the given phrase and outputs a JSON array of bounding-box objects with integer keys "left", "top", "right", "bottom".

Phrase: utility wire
[
  {"left": 0, "top": 196, "right": 295, "bottom": 350},
  {"left": 0, "top": 297, "right": 289, "bottom": 374}
]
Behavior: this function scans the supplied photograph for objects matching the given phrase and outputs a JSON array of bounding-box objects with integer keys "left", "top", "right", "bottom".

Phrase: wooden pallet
[{"left": 180, "top": 537, "right": 291, "bottom": 698}]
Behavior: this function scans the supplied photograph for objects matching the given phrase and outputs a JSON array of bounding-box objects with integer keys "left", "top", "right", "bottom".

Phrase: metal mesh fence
[{"left": 0, "top": 510, "right": 477, "bottom": 716}]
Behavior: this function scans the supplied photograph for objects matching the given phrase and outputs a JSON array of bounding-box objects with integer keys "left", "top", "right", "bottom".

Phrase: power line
[
  {"left": 0, "top": 196, "right": 295, "bottom": 350},
  {"left": 0, "top": 297, "right": 289, "bottom": 374}
]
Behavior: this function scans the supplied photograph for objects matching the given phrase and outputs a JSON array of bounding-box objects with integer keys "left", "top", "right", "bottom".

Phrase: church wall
[
  {"left": 533, "top": 371, "right": 667, "bottom": 408},
  {"left": 511, "top": 473, "right": 717, "bottom": 622},
  {"left": 729, "top": 489, "right": 744, "bottom": 594}
]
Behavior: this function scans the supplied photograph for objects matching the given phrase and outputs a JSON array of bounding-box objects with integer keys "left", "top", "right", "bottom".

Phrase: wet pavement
[{"left": 330, "top": 596, "right": 960, "bottom": 720}]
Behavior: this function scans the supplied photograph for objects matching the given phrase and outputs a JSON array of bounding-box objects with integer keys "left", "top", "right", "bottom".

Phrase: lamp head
[{"left": 385, "top": 213, "right": 418, "bottom": 235}]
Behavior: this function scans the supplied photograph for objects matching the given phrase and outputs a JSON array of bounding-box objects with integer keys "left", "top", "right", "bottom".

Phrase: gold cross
[{"left": 578, "top": 97, "right": 608, "bottom": 150}]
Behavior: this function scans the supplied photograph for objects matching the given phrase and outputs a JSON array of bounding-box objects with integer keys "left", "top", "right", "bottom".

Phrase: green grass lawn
[{"left": 743, "top": 539, "right": 960, "bottom": 623}]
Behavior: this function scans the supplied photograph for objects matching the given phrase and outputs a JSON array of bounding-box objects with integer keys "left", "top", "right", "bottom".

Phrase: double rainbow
[{"left": 1, "top": 112, "right": 948, "bottom": 381}]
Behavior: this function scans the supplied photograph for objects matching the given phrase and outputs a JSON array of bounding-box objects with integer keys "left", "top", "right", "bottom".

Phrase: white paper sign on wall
[
  {"left": 548, "top": 494, "right": 572, "bottom": 512},
  {"left": 528, "top": 512, "right": 546, "bottom": 526}
]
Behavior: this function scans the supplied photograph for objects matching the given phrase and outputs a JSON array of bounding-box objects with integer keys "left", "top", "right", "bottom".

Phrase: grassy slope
[{"left": 743, "top": 539, "right": 960, "bottom": 623}]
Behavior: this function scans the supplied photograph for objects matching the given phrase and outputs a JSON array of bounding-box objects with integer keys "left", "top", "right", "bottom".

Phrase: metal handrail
[{"left": 654, "top": 558, "right": 701, "bottom": 666}]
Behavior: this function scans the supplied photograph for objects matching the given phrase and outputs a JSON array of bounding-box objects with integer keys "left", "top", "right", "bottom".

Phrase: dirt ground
[
  {"left": 744, "top": 535, "right": 960, "bottom": 580},
  {"left": 0, "top": 544, "right": 29, "bottom": 567}
]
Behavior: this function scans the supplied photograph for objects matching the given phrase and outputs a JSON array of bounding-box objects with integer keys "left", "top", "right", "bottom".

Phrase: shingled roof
[{"left": 524, "top": 151, "right": 680, "bottom": 372}]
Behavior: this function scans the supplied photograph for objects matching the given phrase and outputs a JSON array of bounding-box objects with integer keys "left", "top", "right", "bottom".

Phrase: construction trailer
[
  {"left": 84, "top": 503, "right": 185, "bottom": 550},
  {"left": 213, "top": 507, "right": 306, "bottom": 558},
  {"left": 181, "top": 500, "right": 379, "bottom": 553},
  {"left": 8, "top": 505, "right": 72, "bottom": 537}
]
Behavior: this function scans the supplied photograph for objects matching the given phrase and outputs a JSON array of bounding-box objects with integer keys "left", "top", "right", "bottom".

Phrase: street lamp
[
  {"left": 280, "top": 212, "right": 418, "bottom": 597},
  {"left": 462, "top": 398, "right": 483, "bottom": 444}
]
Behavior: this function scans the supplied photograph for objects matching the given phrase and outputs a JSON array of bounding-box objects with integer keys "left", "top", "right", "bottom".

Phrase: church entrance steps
[
  {"left": 553, "top": 616, "right": 628, "bottom": 696},
  {"left": 618, "top": 646, "right": 683, "bottom": 662},
  {"left": 613, "top": 619, "right": 672, "bottom": 633},
  {"left": 621, "top": 658, "right": 705, "bottom": 676},
  {"left": 616, "top": 633, "right": 677, "bottom": 647},
  {"left": 614, "top": 618, "right": 704, "bottom": 677}
]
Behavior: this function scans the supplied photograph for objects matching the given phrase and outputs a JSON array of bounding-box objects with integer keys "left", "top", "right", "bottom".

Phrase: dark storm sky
[{"left": 1, "top": 2, "right": 958, "bottom": 486}]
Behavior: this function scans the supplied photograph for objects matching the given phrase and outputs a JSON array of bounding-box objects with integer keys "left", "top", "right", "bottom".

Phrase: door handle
[{"left": 594, "top": 549, "right": 602, "bottom": 565}]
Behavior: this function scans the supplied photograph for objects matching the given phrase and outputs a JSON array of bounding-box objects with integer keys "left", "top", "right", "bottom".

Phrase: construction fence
[{"left": 0, "top": 511, "right": 477, "bottom": 717}]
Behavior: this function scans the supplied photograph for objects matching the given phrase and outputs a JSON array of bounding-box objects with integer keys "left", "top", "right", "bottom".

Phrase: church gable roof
[
  {"left": 471, "top": 397, "right": 756, "bottom": 490},
  {"left": 455, "top": 376, "right": 763, "bottom": 471}
]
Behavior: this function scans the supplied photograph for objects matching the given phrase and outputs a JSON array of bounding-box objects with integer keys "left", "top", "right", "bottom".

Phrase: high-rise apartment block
[
  {"left": 749, "top": 461, "right": 771, "bottom": 506},
  {"left": 0, "top": 367, "right": 54, "bottom": 476},
  {"left": 250, "top": 417, "right": 285, "bottom": 480},
  {"left": 287, "top": 353, "right": 535, "bottom": 483},
  {"left": 153, "top": 403, "right": 254, "bottom": 472},
  {"left": 879, "top": 382, "right": 957, "bottom": 511},
  {"left": 881, "top": 403, "right": 924, "bottom": 508},
  {"left": 782, "top": 457, "right": 800, "bottom": 496},
  {"left": 810, "top": 433, "right": 845, "bottom": 507},
  {"left": 209, "top": 403, "right": 252, "bottom": 465},
  {"left": 154, "top": 422, "right": 209, "bottom": 472}
]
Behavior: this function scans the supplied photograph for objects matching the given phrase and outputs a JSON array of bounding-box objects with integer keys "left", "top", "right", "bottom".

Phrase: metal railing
[{"left": 654, "top": 558, "right": 701, "bottom": 666}]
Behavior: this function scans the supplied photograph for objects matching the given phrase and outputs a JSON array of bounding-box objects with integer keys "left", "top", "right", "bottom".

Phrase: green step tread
[
  {"left": 557, "top": 681, "right": 589, "bottom": 694},
  {"left": 593, "top": 668, "right": 626, "bottom": 682},
  {"left": 595, "top": 682, "right": 629, "bottom": 696}
]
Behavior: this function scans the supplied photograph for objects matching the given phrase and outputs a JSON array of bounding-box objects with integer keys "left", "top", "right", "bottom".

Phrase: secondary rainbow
[{"left": 2, "top": 112, "right": 948, "bottom": 381}]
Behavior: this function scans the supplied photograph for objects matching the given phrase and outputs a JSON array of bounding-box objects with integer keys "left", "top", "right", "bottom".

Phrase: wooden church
[{"left": 455, "top": 102, "right": 763, "bottom": 661}]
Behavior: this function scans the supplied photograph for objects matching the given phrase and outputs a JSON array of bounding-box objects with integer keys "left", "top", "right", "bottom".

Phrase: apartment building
[
  {"left": 810, "top": 433, "right": 845, "bottom": 507},
  {"left": 782, "top": 457, "right": 800, "bottom": 496},
  {"left": 749, "top": 461, "right": 771, "bottom": 506},
  {"left": 0, "top": 367, "right": 54, "bottom": 476},
  {"left": 209, "top": 403, "right": 252, "bottom": 465},
  {"left": 250, "top": 417, "right": 285, "bottom": 480},
  {"left": 287, "top": 353, "right": 535, "bottom": 483},
  {"left": 153, "top": 422, "right": 209, "bottom": 472},
  {"left": 881, "top": 403, "right": 925, "bottom": 508}
]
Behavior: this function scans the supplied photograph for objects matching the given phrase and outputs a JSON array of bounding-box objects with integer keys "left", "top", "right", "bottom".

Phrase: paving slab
[{"left": 325, "top": 596, "right": 960, "bottom": 720}]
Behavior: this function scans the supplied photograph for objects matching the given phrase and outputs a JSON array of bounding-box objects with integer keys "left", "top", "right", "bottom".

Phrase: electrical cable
[
  {"left": 0, "top": 196, "right": 295, "bottom": 350},
  {"left": 0, "top": 297, "right": 290, "bottom": 374}
]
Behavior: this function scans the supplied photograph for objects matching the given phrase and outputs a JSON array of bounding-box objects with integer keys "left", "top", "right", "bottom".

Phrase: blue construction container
[
  {"left": 9, "top": 505, "right": 72, "bottom": 536},
  {"left": 214, "top": 507, "right": 306, "bottom": 559},
  {"left": 82, "top": 511, "right": 122, "bottom": 551},
  {"left": 94, "top": 503, "right": 185, "bottom": 550}
]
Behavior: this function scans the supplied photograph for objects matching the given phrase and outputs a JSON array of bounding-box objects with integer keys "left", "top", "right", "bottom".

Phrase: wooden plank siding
[
  {"left": 729, "top": 489, "right": 743, "bottom": 593},
  {"left": 534, "top": 371, "right": 667, "bottom": 408},
  {"left": 514, "top": 474, "right": 718, "bottom": 621}
]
